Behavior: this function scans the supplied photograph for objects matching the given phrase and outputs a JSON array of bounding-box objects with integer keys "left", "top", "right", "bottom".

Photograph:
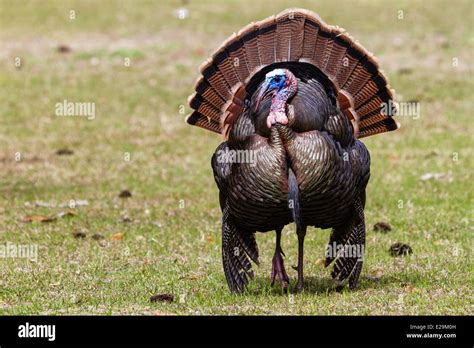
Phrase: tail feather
[
  {"left": 288, "top": 11, "right": 306, "bottom": 61},
  {"left": 213, "top": 47, "right": 241, "bottom": 87},
  {"left": 226, "top": 35, "right": 251, "bottom": 81},
  {"left": 187, "top": 111, "right": 221, "bottom": 134},
  {"left": 353, "top": 73, "right": 388, "bottom": 109},
  {"left": 200, "top": 59, "right": 232, "bottom": 101},
  {"left": 275, "top": 12, "right": 292, "bottom": 62},
  {"left": 320, "top": 30, "right": 338, "bottom": 72},
  {"left": 342, "top": 55, "right": 378, "bottom": 96},
  {"left": 257, "top": 16, "right": 277, "bottom": 65},
  {"left": 313, "top": 26, "right": 332, "bottom": 67},
  {"left": 301, "top": 16, "right": 319, "bottom": 60},
  {"left": 194, "top": 77, "right": 226, "bottom": 110},
  {"left": 275, "top": 9, "right": 306, "bottom": 62},
  {"left": 324, "top": 31, "right": 351, "bottom": 78},
  {"left": 188, "top": 93, "right": 221, "bottom": 122},
  {"left": 187, "top": 8, "right": 399, "bottom": 137},
  {"left": 359, "top": 118, "right": 399, "bottom": 138},
  {"left": 357, "top": 91, "right": 392, "bottom": 119},
  {"left": 334, "top": 43, "right": 365, "bottom": 87},
  {"left": 222, "top": 84, "right": 247, "bottom": 138},
  {"left": 238, "top": 22, "right": 262, "bottom": 70},
  {"left": 288, "top": 168, "right": 302, "bottom": 232}
]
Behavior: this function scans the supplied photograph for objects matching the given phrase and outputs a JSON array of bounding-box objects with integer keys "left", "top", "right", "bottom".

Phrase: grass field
[{"left": 0, "top": 0, "right": 472, "bottom": 315}]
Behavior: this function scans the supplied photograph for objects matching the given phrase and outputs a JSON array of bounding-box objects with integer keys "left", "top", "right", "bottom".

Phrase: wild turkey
[{"left": 187, "top": 9, "right": 399, "bottom": 293}]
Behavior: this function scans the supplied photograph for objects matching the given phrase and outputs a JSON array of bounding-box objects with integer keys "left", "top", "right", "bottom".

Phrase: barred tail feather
[{"left": 187, "top": 8, "right": 399, "bottom": 138}]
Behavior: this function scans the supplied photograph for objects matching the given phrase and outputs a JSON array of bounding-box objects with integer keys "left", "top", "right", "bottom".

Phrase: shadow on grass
[{"left": 244, "top": 273, "right": 405, "bottom": 296}]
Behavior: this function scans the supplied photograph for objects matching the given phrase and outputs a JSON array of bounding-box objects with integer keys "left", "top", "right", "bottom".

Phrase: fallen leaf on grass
[
  {"left": 111, "top": 232, "right": 125, "bottom": 241},
  {"left": 405, "top": 285, "right": 419, "bottom": 293},
  {"left": 24, "top": 199, "right": 89, "bottom": 208},
  {"left": 374, "top": 221, "right": 392, "bottom": 232},
  {"left": 365, "top": 267, "right": 384, "bottom": 282},
  {"left": 402, "top": 283, "right": 419, "bottom": 293},
  {"left": 57, "top": 44, "right": 72, "bottom": 53},
  {"left": 150, "top": 293, "right": 174, "bottom": 303},
  {"left": 21, "top": 215, "right": 56, "bottom": 223},
  {"left": 61, "top": 199, "right": 89, "bottom": 207},
  {"left": 30, "top": 201, "right": 56, "bottom": 208},
  {"left": 419, "top": 172, "right": 450, "bottom": 181},
  {"left": 315, "top": 258, "right": 325, "bottom": 267},
  {"left": 425, "top": 150, "right": 439, "bottom": 158}
]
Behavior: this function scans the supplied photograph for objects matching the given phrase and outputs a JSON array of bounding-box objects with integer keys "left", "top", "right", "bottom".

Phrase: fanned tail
[{"left": 187, "top": 8, "right": 399, "bottom": 138}]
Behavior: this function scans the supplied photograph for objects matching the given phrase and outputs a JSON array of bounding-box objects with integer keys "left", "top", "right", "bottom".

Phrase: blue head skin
[
  {"left": 254, "top": 68, "right": 298, "bottom": 128},
  {"left": 255, "top": 69, "right": 286, "bottom": 110},
  {"left": 266, "top": 70, "right": 286, "bottom": 90}
]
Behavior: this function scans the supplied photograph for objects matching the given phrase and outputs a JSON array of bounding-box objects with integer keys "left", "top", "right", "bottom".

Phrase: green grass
[{"left": 0, "top": 0, "right": 472, "bottom": 315}]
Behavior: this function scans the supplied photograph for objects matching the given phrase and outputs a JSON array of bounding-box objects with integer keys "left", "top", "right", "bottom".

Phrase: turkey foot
[
  {"left": 271, "top": 249, "right": 289, "bottom": 290},
  {"left": 271, "top": 228, "right": 289, "bottom": 290}
]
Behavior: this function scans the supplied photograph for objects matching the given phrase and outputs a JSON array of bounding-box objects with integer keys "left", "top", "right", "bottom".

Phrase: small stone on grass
[
  {"left": 150, "top": 293, "right": 174, "bottom": 303},
  {"left": 389, "top": 242, "right": 413, "bottom": 257},
  {"left": 119, "top": 190, "right": 132, "bottom": 198},
  {"left": 72, "top": 230, "right": 87, "bottom": 239},
  {"left": 374, "top": 221, "right": 392, "bottom": 232},
  {"left": 56, "top": 148, "right": 74, "bottom": 156}
]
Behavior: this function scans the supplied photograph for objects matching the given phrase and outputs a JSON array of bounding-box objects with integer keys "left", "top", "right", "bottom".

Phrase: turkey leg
[
  {"left": 294, "top": 225, "right": 307, "bottom": 293},
  {"left": 271, "top": 228, "right": 289, "bottom": 290}
]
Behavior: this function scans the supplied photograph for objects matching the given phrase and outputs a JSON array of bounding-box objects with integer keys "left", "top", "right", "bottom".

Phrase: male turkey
[{"left": 187, "top": 9, "right": 398, "bottom": 293}]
